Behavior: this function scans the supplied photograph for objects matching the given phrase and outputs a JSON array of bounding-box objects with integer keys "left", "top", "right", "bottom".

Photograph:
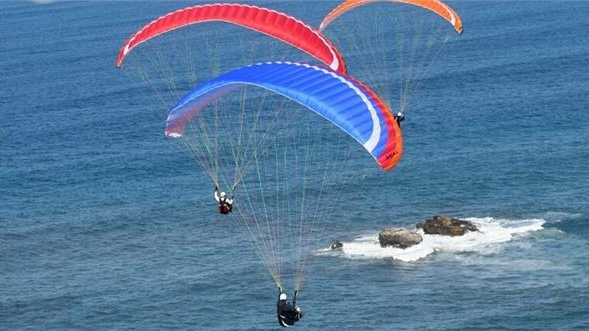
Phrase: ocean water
[{"left": 1, "top": 1, "right": 589, "bottom": 331}]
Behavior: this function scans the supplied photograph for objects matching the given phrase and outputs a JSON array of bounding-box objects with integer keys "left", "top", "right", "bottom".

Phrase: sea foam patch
[{"left": 317, "top": 217, "right": 545, "bottom": 262}]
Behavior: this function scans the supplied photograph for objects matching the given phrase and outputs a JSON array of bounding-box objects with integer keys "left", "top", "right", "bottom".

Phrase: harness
[
  {"left": 218, "top": 196, "right": 232, "bottom": 214},
  {"left": 278, "top": 315, "right": 291, "bottom": 328}
]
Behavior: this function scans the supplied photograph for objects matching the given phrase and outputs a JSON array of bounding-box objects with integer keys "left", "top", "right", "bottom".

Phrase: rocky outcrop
[
  {"left": 330, "top": 241, "right": 343, "bottom": 250},
  {"left": 379, "top": 228, "right": 423, "bottom": 248},
  {"left": 416, "top": 215, "right": 478, "bottom": 236}
]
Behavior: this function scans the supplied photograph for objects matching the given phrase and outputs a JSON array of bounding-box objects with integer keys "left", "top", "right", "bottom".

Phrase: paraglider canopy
[
  {"left": 165, "top": 61, "right": 403, "bottom": 171},
  {"left": 117, "top": 3, "right": 347, "bottom": 73},
  {"left": 319, "top": 0, "right": 463, "bottom": 33},
  {"left": 318, "top": 0, "right": 463, "bottom": 115}
]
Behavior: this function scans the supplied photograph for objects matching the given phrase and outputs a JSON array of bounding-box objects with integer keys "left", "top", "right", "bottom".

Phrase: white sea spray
[{"left": 317, "top": 217, "right": 546, "bottom": 262}]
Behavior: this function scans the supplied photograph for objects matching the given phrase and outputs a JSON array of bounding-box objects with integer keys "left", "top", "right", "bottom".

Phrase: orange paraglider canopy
[{"left": 319, "top": 0, "right": 463, "bottom": 33}]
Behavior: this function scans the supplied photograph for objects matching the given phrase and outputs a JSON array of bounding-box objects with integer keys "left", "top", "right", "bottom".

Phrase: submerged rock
[
  {"left": 416, "top": 215, "right": 478, "bottom": 236},
  {"left": 330, "top": 241, "right": 343, "bottom": 250},
  {"left": 378, "top": 228, "right": 423, "bottom": 249},
  {"left": 329, "top": 241, "right": 344, "bottom": 249}
]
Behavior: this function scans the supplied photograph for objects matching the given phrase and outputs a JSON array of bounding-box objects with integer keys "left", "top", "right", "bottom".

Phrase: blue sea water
[{"left": 1, "top": 1, "right": 589, "bottom": 330}]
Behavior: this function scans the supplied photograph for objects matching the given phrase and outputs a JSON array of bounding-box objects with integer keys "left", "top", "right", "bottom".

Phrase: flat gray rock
[{"left": 379, "top": 228, "right": 423, "bottom": 249}]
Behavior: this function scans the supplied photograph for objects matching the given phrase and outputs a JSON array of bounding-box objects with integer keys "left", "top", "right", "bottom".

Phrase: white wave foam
[{"left": 318, "top": 217, "right": 545, "bottom": 262}]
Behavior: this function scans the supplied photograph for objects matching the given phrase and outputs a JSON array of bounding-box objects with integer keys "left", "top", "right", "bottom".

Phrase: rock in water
[
  {"left": 378, "top": 228, "right": 423, "bottom": 248},
  {"left": 330, "top": 241, "right": 343, "bottom": 250},
  {"left": 415, "top": 215, "right": 478, "bottom": 236}
]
